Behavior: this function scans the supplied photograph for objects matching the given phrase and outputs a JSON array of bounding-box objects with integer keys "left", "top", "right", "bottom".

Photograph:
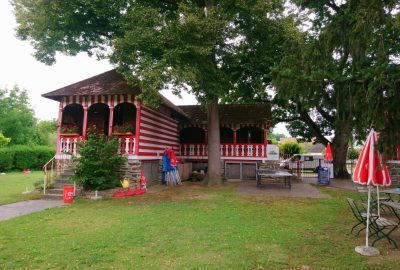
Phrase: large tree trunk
[
  {"left": 331, "top": 123, "right": 351, "bottom": 179},
  {"left": 203, "top": 96, "right": 222, "bottom": 186}
]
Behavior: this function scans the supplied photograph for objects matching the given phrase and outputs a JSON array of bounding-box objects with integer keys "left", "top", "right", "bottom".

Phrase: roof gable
[{"left": 42, "top": 69, "right": 140, "bottom": 100}]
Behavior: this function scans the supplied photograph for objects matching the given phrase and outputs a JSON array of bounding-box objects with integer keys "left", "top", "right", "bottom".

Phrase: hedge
[{"left": 0, "top": 145, "right": 55, "bottom": 172}]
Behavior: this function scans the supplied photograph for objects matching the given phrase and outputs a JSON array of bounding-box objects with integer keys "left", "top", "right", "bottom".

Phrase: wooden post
[
  {"left": 56, "top": 102, "right": 63, "bottom": 154},
  {"left": 233, "top": 128, "right": 237, "bottom": 156},
  {"left": 264, "top": 122, "right": 269, "bottom": 157},
  {"left": 134, "top": 100, "right": 141, "bottom": 155},
  {"left": 108, "top": 106, "right": 114, "bottom": 136},
  {"left": 82, "top": 106, "right": 88, "bottom": 139}
]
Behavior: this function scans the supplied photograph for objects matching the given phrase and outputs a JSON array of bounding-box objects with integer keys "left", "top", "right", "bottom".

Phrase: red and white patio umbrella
[
  {"left": 352, "top": 128, "right": 391, "bottom": 256},
  {"left": 324, "top": 143, "right": 333, "bottom": 161}
]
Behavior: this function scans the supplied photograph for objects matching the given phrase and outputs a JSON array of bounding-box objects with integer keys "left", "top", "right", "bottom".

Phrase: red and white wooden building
[{"left": 42, "top": 70, "right": 279, "bottom": 181}]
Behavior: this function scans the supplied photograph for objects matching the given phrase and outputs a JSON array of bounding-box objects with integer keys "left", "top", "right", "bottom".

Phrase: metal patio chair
[{"left": 347, "top": 198, "right": 398, "bottom": 248}]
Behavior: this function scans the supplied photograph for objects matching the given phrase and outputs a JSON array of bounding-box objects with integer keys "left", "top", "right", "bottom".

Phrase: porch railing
[
  {"left": 59, "top": 135, "right": 83, "bottom": 155},
  {"left": 58, "top": 135, "right": 136, "bottom": 155},
  {"left": 116, "top": 135, "right": 136, "bottom": 155},
  {"left": 179, "top": 143, "right": 268, "bottom": 158}
]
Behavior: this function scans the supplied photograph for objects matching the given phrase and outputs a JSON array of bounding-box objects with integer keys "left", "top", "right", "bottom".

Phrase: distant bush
[
  {"left": 0, "top": 145, "right": 55, "bottom": 172},
  {"left": 347, "top": 148, "right": 360, "bottom": 160},
  {"left": 279, "top": 141, "right": 302, "bottom": 157}
]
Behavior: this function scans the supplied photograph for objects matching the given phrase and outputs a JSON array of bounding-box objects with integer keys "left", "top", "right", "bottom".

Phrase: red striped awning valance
[{"left": 61, "top": 94, "right": 136, "bottom": 108}]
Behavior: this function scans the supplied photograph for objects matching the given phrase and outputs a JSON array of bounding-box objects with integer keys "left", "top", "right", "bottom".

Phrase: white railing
[
  {"left": 58, "top": 135, "right": 136, "bottom": 156},
  {"left": 180, "top": 143, "right": 268, "bottom": 158},
  {"left": 59, "top": 135, "right": 83, "bottom": 155},
  {"left": 42, "top": 153, "right": 73, "bottom": 195},
  {"left": 115, "top": 135, "right": 136, "bottom": 155}
]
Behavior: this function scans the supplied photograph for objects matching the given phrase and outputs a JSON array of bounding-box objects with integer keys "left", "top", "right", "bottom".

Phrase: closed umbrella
[
  {"left": 324, "top": 143, "right": 333, "bottom": 161},
  {"left": 352, "top": 128, "right": 391, "bottom": 256}
]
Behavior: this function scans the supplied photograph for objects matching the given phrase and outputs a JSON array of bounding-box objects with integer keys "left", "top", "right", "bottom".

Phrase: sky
[{"left": 0, "top": 1, "right": 289, "bottom": 136}]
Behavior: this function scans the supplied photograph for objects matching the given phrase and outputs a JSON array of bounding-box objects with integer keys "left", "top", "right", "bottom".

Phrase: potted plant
[
  {"left": 112, "top": 125, "right": 124, "bottom": 135},
  {"left": 122, "top": 125, "right": 134, "bottom": 135},
  {"left": 60, "top": 124, "right": 80, "bottom": 135}
]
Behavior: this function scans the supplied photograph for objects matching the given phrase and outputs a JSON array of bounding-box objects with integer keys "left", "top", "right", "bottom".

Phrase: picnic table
[{"left": 256, "top": 169, "right": 292, "bottom": 190}]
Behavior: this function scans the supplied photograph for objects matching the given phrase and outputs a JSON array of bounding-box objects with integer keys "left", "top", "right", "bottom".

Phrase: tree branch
[
  {"left": 298, "top": 109, "right": 330, "bottom": 145},
  {"left": 316, "top": 106, "right": 335, "bottom": 124}
]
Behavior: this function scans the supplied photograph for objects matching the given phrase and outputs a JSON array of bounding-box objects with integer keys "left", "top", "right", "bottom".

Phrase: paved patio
[{"left": 0, "top": 200, "right": 65, "bottom": 222}]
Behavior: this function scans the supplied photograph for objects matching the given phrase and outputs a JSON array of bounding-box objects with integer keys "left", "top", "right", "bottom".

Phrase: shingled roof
[
  {"left": 42, "top": 69, "right": 141, "bottom": 100},
  {"left": 42, "top": 69, "right": 188, "bottom": 117},
  {"left": 179, "top": 103, "right": 271, "bottom": 125}
]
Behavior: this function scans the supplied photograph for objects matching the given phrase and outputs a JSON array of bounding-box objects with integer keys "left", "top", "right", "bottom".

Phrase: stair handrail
[
  {"left": 42, "top": 155, "right": 56, "bottom": 195},
  {"left": 42, "top": 153, "right": 74, "bottom": 195}
]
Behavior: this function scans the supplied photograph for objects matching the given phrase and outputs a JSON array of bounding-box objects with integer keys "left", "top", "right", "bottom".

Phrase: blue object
[
  {"left": 317, "top": 167, "right": 330, "bottom": 185},
  {"left": 396, "top": 187, "right": 400, "bottom": 192}
]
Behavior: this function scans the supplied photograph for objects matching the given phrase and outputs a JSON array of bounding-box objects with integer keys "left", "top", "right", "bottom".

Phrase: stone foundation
[
  {"left": 387, "top": 161, "right": 400, "bottom": 186},
  {"left": 117, "top": 159, "right": 142, "bottom": 188}
]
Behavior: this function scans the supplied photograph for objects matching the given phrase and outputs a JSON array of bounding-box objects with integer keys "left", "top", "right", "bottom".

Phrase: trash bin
[
  {"left": 63, "top": 186, "right": 74, "bottom": 203},
  {"left": 317, "top": 167, "right": 330, "bottom": 185}
]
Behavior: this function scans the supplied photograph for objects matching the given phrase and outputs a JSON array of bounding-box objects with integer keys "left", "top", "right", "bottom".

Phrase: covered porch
[
  {"left": 177, "top": 103, "right": 273, "bottom": 160},
  {"left": 56, "top": 94, "right": 139, "bottom": 156},
  {"left": 179, "top": 125, "right": 270, "bottom": 159}
]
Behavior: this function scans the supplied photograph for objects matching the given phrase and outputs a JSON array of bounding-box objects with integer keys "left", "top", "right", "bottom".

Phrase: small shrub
[
  {"left": 347, "top": 148, "right": 360, "bottom": 160},
  {"left": 72, "top": 134, "right": 126, "bottom": 190},
  {"left": 279, "top": 141, "right": 302, "bottom": 157}
]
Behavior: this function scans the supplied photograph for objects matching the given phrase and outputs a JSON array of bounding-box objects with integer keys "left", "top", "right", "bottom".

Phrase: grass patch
[
  {"left": 0, "top": 171, "right": 42, "bottom": 205},
  {"left": 0, "top": 183, "right": 398, "bottom": 269}
]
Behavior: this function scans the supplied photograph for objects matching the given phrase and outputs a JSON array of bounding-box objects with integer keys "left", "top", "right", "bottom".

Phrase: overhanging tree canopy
[
  {"left": 13, "top": 0, "right": 288, "bottom": 184},
  {"left": 271, "top": 0, "right": 400, "bottom": 177}
]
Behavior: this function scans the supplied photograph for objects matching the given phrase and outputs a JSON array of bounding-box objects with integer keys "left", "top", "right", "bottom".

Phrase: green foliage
[
  {"left": 279, "top": 141, "right": 302, "bottom": 156},
  {"left": 0, "top": 145, "right": 55, "bottom": 172},
  {"left": 272, "top": 0, "right": 400, "bottom": 160},
  {"left": 11, "top": 0, "right": 289, "bottom": 184},
  {"left": 347, "top": 148, "right": 360, "bottom": 161},
  {"left": 267, "top": 133, "right": 278, "bottom": 145},
  {"left": 72, "top": 134, "right": 126, "bottom": 190},
  {"left": 36, "top": 119, "right": 57, "bottom": 146},
  {"left": 122, "top": 125, "right": 134, "bottom": 133},
  {"left": 268, "top": 133, "right": 287, "bottom": 145},
  {"left": 0, "top": 133, "right": 11, "bottom": 148},
  {"left": 0, "top": 86, "right": 38, "bottom": 145}
]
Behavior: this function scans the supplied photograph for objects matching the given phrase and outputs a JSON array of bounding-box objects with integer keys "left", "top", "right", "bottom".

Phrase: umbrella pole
[
  {"left": 355, "top": 186, "right": 379, "bottom": 256},
  {"left": 366, "top": 187, "right": 371, "bottom": 247},
  {"left": 376, "top": 186, "right": 380, "bottom": 218}
]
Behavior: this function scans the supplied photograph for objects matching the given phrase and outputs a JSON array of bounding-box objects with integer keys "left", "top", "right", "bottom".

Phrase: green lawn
[
  {"left": 0, "top": 171, "right": 42, "bottom": 205},
  {"left": 0, "top": 183, "right": 398, "bottom": 269}
]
